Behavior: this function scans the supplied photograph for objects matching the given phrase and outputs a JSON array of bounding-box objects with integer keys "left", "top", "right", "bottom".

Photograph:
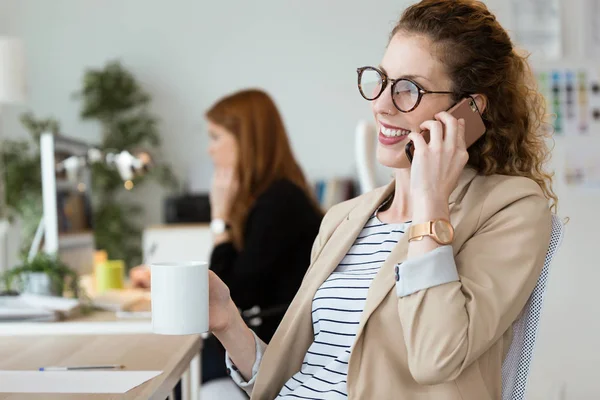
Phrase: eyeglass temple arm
[{"left": 419, "top": 89, "right": 455, "bottom": 95}]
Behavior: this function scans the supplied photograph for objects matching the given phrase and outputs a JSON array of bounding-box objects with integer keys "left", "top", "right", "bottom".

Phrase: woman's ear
[{"left": 471, "top": 94, "right": 488, "bottom": 114}]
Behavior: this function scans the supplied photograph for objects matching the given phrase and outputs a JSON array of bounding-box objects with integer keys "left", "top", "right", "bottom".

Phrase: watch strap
[
  {"left": 408, "top": 221, "right": 433, "bottom": 242},
  {"left": 408, "top": 219, "right": 454, "bottom": 244}
]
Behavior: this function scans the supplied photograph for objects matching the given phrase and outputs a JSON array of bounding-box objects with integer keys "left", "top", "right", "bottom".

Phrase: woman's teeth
[{"left": 381, "top": 126, "right": 410, "bottom": 137}]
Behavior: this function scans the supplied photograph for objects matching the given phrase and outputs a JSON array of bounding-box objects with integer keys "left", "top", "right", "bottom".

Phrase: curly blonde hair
[{"left": 393, "top": 0, "right": 558, "bottom": 212}]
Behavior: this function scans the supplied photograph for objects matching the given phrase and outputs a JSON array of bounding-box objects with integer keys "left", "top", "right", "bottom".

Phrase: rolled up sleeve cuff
[
  {"left": 395, "top": 245, "right": 459, "bottom": 297},
  {"left": 225, "top": 330, "right": 267, "bottom": 395}
]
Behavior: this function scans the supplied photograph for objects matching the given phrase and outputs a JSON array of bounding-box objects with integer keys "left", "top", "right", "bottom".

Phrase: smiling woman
[{"left": 204, "top": 1, "right": 558, "bottom": 399}]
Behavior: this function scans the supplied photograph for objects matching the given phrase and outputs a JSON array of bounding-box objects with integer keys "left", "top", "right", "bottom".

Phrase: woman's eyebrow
[
  {"left": 404, "top": 74, "right": 432, "bottom": 83},
  {"left": 378, "top": 65, "right": 432, "bottom": 83}
]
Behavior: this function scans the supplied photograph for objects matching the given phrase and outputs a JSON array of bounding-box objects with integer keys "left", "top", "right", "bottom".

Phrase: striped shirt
[{"left": 276, "top": 214, "right": 411, "bottom": 399}]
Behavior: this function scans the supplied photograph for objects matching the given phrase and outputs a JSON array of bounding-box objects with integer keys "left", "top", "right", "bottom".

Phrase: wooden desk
[
  {"left": 0, "top": 334, "right": 202, "bottom": 400},
  {"left": 73, "top": 310, "right": 135, "bottom": 322}
]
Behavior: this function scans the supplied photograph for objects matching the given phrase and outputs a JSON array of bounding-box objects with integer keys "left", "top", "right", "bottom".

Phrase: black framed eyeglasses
[{"left": 357, "top": 66, "right": 454, "bottom": 113}]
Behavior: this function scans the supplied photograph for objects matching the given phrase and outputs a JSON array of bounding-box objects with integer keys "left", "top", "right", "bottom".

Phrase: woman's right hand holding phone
[{"left": 407, "top": 112, "right": 469, "bottom": 220}]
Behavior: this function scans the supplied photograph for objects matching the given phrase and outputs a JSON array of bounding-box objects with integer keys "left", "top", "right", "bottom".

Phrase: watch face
[
  {"left": 433, "top": 220, "right": 454, "bottom": 244},
  {"left": 211, "top": 219, "right": 226, "bottom": 234}
]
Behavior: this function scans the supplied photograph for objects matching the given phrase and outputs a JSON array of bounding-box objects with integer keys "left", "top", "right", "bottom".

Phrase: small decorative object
[
  {"left": 1, "top": 253, "right": 80, "bottom": 297},
  {"left": 94, "top": 249, "right": 108, "bottom": 267},
  {"left": 94, "top": 259, "right": 125, "bottom": 293}
]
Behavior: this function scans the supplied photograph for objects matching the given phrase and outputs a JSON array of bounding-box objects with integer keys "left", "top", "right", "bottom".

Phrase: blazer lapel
[
  {"left": 252, "top": 182, "right": 394, "bottom": 399},
  {"left": 449, "top": 167, "right": 477, "bottom": 206},
  {"left": 301, "top": 182, "right": 396, "bottom": 302},
  {"left": 353, "top": 229, "right": 409, "bottom": 343}
]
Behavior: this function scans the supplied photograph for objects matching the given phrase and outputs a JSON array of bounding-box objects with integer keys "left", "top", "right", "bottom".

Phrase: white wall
[
  {"left": 0, "top": 0, "right": 417, "bottom": 224},
  {"left": 1, "top": 1, "right": 599, "bottom": 399}
]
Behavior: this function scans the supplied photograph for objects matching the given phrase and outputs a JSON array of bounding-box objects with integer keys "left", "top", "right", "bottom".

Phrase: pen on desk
[{"left": 39, "top": 364, "right": 125, "bottom": 371}]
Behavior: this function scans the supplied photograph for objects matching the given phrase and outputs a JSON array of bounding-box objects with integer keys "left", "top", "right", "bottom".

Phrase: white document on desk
[{"left": 0, "top": 370, "right": 162, "bottom": 393}]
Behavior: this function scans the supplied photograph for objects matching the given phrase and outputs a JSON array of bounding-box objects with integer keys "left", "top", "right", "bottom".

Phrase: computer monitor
[{"left": 39, "top": 132, "right": 96, "bottom": 275}]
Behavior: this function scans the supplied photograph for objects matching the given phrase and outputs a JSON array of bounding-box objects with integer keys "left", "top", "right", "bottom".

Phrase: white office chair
[
  {"left": 355, "top": 120, "right": 566, "bottom": 399},
  {"left": 501, "top": 213, "right": 565, "bottom": 400},
  {"left": 355, "top": 120, "right": 392, "bottom": 194},
  {"left": 355, "top": 120, "right": 378, "bottom": 194}
]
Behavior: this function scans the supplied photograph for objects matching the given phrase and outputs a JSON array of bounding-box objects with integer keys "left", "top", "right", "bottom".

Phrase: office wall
[
  {"left": 0, "top": 0, "right": 514, "bottom": 222},
  {"left": 0, "top": 0, "right": 412, "bottom": 225},
  {"left": 1, "top": 1, "right": 598, "bottom": 398}
]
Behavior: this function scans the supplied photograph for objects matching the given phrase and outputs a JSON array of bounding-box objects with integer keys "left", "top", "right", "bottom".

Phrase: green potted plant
[
  {"left": 1, "top": 253, "right": 80, "bottom": 297},
  {"left": 75, "top": 60, "right": 179, "bottom": 269}
]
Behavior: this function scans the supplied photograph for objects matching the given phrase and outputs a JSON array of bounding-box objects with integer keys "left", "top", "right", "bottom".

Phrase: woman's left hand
[
  {"left": 407, "top": 112, "right": 469, "bottom": 218},
  {"left": 210, "top": 167, "right": 239, "bottom": 221},
  {"left": 129, "top": 264, "right": 151, "bottom": 289}
]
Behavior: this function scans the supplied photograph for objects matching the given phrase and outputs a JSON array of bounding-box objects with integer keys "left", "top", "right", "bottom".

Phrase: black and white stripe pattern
[{"left": 277, "top": 215, "right": 410, "bottom": 399}]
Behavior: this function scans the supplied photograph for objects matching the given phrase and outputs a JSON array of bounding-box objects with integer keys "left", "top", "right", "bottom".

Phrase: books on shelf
[{"left": 314, "top": 178, "right": 358, "bottom": 211}]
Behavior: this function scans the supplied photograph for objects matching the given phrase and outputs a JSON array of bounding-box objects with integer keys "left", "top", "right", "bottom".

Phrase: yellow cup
[
  {"left": 95, "top": 260, "right": 125, "bottom": 293},
  {"left": 94, "top": 250, "right": 108, "bottom": 265}
]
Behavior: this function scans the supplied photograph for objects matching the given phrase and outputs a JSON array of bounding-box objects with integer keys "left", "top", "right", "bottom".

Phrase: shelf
[
  {"left": 58, "top": 231, "right": 94, "bottom": 249},
  {"left": 146, "top": 223, "right": 209, "bottom": 231},
  {"left": 56, "top": 180, "right": 79, "bottom": 191}
]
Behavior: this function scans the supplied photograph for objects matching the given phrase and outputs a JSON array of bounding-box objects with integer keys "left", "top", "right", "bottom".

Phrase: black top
[{"left": 210, "top": 179, "right": 323, "bottom": 342}]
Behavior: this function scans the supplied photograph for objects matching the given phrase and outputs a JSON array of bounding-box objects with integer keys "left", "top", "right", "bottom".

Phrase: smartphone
[{"left": 405, "top": 96, "right": 487, "bottom": 163}]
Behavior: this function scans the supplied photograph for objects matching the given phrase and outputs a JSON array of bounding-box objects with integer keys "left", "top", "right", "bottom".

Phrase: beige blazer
[{"left": 250, "top": 168, "right": 552, "bottom": 400}]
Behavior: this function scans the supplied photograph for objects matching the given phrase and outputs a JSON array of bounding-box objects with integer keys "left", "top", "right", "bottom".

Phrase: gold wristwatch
[{"left": 408, "top": 219, "right": 454, "bottom": 245}]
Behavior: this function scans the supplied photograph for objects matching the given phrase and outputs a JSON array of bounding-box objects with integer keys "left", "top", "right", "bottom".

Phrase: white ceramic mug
[{"left": 150, "top": 261, "right": 209, "bottom": 335}]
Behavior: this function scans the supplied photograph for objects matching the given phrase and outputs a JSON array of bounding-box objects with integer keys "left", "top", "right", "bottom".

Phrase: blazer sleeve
[
  {"left": 396, "top": 179, "right": 552, "bottom": 385},
  {"left": 226, "top": 330, "right": 268, "bottom": 395}
]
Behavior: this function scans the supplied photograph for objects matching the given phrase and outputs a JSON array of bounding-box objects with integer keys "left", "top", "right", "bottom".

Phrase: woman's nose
[{"left": 372, "top": 88, "right": 397, "bottom": 116}]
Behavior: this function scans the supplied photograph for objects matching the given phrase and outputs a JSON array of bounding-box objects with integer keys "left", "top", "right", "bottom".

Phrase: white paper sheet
[
  {"left": 0, "top": 297, "right": 57, "bottom": 322},
  {"left": 0, "top": 370, "right": 162, "bottom": 393}
]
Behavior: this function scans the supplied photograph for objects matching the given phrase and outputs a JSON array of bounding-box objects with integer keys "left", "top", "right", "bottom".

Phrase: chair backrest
[
  {"left": 355, "top": 120, "right": 378, "bottom": 194},
  {"left": 501, "top": 214, "right": 565, "bottom": 400},
  {"left": 355, "top": 120, "right": 393, "bottom": 194}
]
